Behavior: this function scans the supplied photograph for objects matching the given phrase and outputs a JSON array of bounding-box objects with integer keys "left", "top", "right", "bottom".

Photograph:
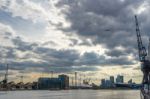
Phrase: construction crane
[
  {"left": 135, "top": 15, "right": 150, "bottom": 99},
  {"left": 135, "top": 16, "right": 147, "bottom": 62}
]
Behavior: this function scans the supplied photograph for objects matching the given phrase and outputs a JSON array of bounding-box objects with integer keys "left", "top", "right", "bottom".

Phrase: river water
[{"left": 0, "top": 90, "right": 140, "bottom": 99}]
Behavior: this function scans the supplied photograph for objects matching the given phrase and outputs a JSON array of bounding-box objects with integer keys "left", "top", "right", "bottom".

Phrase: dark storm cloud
[
  {"left": 12, "top": 36, "right": 38, "bottom": 51},
  {"left": 35, "top": 47, "right": 79, "bottom": 61},
  {"left": 105, "top": 48, "right": 127, "bottom": 57},
  {"left": 0, "top": 33, "right": 101, "bottom": 72},
  {"left": 0, "top": 46, "right": 16, "bottom": 59},
  {"left": 8, "top": 61, "right": 48, "bottom": 70},
  {"left": 34, "top": 47, "right": 80, "bottom": 68},
  {"left": 107, "top": 57, "right": 135, "bottom": 65},
  {"left": 105, "top": 47, "right": 137, "bottom": 58},
  {"left": 77, "top": 52, "right": 135, "bottom": 66},
  {"left": 77, "top": 52, "right": 105, "bottom": 66},
  {"left": 0, "top": 32, "right": 135, "bottom": 73},
  {"left": 55, "top": 0, "right": 150, "bottom": 63}
]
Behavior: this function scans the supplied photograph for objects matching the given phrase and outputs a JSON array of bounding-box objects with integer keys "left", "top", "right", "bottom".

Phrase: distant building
[
  {"left": 105, "top": 80, "right": 112, "bottom": 88},
  {"left": 101, "top": 79, "right": 106, "bottom": 87},
  {"left": 116, "top": 75, "right": 124, "bottom": 83},
  {"left": 59, "top": 74, "right": 69, "bottom": 89},
  {"left": 110, "top": 76, "right": 114, "bottom": 83},
  {"left": 38, "top": 74, "right": 69, "bottom": 90},
  {"left": 100, "top": 78, "right": 114, "bottom": 88},
  {"left": 38, "top": 78, "right": 61, "bottom": 90}
]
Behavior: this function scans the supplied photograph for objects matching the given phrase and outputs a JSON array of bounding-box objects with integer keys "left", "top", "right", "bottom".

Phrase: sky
[{"left": 0, "top": 0, "right": 150, "bottom": 84}]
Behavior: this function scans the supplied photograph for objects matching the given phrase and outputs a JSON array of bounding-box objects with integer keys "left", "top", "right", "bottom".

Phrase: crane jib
[{"left": 135, "top": 15, "right": 150, "bottom": 99}]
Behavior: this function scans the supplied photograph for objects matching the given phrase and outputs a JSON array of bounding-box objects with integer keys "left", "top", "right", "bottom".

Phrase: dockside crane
[
  {"left": 135, "top": 15, "right": 150, "bottom": 99},
  {"left": 135, "top": 16, "right": 147, "bottom": 62}
]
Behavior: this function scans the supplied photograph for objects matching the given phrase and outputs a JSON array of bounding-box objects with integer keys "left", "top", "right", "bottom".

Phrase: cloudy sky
[{"left": 0, "top": 0, "right": 150, "bottom": 83}]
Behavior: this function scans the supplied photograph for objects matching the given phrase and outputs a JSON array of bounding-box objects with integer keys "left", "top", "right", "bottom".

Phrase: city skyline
[{"left": 1, "top": 0, "right": 150, "bottom": 83}]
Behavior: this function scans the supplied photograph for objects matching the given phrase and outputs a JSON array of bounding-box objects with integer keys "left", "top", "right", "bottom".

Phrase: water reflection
[{"left": 0, "top": 90, "right": 140, "bottom": 99}]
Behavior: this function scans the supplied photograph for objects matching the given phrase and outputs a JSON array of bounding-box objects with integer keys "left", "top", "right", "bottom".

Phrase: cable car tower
[{"left": 135, "top": 15, "right": 150, "bottom": 99}]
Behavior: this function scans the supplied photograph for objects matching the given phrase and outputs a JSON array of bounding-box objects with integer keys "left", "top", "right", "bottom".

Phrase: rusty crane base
[{"left": 141, "top": 62, "right": 150, "bottom": 99}]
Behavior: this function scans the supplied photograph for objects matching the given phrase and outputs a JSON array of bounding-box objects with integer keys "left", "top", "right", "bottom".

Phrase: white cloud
[
  {"left": 0, "top": 22, "right": 16, "bottom": 47},
  {"left": 132, "top": 1, "right": 148, "bottom": 15},
  {"left": 0, "top": 0, "right": 70, "bottom": 25},
  {"left": 0, "top": 0, "right": 72, "bottom": 45}
]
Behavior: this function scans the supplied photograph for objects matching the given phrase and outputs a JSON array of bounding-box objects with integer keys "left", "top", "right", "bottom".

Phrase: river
[{"left": 0, "top": 90, "right": 140, "bottom": 99}]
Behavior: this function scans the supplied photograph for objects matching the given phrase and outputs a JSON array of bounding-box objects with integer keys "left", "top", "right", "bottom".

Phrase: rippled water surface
[{"left": 0, "top": 90, "right": 140, "bottom": 99}]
